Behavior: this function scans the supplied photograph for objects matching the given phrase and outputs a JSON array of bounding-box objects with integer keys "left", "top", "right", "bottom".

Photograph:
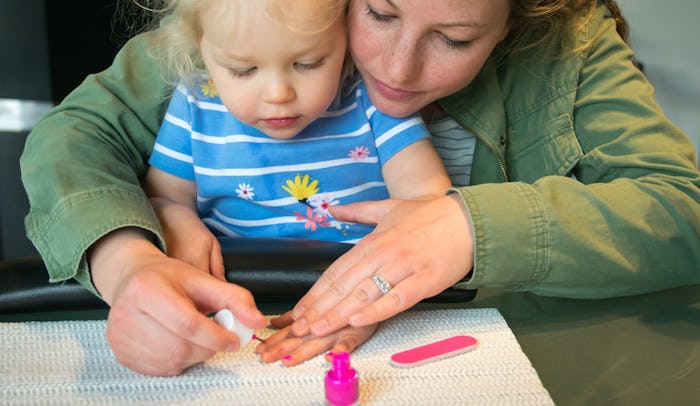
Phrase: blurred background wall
[{"left": 619, "top": 0, "right": 700, "bottom": 165}]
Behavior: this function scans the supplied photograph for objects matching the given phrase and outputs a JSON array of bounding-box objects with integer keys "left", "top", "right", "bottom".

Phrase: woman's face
[{"left": 348, "top": 0, "right": 510, "bottom": 117}]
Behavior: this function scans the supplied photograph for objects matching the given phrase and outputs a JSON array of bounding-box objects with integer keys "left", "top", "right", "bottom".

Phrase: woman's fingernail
[
  {"left": 292, "top": 305, "right": 306, "bottom": 318},
  {"left": 349, "top": 313, "right": 366, "bottom": 326},
  {"left": 292, "top": 317, "right": 308, "bottom": 334},
  {"left": 282, "top": 355, "right": 292, "bottom": 363}
]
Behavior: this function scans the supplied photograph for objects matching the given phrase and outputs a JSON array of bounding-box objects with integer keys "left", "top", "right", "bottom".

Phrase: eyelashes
[
  {"left": 364, "top": 4, "right": 472, "bottom": 50},
  {"left": 365, "top": 5, "right": 391, "bottom": 22},
  {"left": 294, "top": 59, "right": 326, "bottom": 71},
  {"left": 228, "top": 59, "right": 326, "bottom": 78},
  {"left": 230, "top": 67, "right": 257, "bottom": 78},
  {"left": 439, "top": 35, "right": 471, "bottom": 50}
]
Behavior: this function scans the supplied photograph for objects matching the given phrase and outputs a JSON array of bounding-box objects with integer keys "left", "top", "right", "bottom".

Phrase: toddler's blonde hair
[{"left": 131, "top": 0, "right": 350, "bottom": 87}]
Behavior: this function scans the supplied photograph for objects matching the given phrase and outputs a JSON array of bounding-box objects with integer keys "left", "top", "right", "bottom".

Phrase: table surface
[{"left": 2, "top": 284, "right": 699, "bottom": 405}]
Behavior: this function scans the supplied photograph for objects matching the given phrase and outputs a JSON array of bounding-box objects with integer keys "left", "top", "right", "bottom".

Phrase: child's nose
[{"left": 263, "top": 76, "right": 296, "bottom": 104}]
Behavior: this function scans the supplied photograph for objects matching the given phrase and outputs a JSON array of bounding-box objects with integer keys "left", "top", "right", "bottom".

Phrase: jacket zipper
[{"left": 451, "top": 116, "right": 509, "bottom": 182}]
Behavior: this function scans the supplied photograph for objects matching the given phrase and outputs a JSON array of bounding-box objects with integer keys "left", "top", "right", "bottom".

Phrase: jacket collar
[{"left": 438, "top": 57, "right": 509, "bottom": 183}]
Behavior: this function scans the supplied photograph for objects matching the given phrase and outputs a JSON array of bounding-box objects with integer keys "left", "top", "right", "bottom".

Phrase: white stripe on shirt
[
  {"left": 194, "top": 156, "right": 380, "bottom": 177},
  {"left": 376, "top": 117, "right": 423, "bottom": 147},
  {"left": 152, "top": 143, "right": 193, "bottom": 163},
  {"left": 189, "top": 123, "right": 371, "bottom": 145}
]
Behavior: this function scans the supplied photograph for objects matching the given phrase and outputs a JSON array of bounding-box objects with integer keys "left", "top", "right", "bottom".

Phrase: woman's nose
[
  {"left": 383, "top": 37, "right": 420, "bottom": 84},
  {"left": 263, "top": 76, "right": 296, "bottom": 104}
]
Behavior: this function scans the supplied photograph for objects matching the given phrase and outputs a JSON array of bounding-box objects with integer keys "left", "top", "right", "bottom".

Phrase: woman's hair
[
  {"left": 504, "top": 0, "right": 629, "bottom": 56},
  {"left": 125, "top": 0, "right": 349, "bottom": 86}
]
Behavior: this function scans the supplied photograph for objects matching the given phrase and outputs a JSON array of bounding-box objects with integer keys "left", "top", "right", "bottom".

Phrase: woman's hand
[
  {"left": 150, "top": 197, "right": 225, "bottom": 280},
  {"left": 289, "top": 195, "right": 474, "bottom": 337},
  {"left": 257, "top": 312, "right": 377, "bottom": 366},
  {"left": 89, "top": 228, "right": 266, "bottom": 376}
]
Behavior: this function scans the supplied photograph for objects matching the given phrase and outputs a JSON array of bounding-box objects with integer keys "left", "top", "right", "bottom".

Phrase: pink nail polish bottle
[{"left": 324, "top": 352, "right": 359, "bottom": 406}]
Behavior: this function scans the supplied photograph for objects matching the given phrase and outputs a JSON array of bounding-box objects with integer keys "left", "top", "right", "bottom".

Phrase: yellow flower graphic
[
  {"left": 200, "top": 79, "right": 218, "bottom": 98},
  {"left": 282, "top": 174, "right": 319, "bottom": 202}
]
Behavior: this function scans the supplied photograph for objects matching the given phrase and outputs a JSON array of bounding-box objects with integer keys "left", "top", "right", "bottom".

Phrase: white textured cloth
[{"left": 0, "top": 308, "right": 553, "bottom": 405}]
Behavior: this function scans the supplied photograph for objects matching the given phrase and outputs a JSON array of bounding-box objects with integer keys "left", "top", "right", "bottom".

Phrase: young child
[{"left": 144, "top": 0, "right": 450, "bottom": 277}]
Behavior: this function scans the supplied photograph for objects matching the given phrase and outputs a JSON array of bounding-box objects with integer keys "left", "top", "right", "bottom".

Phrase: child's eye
[
  {"left": 230, "top": 67, "right": 257, "bottom": 77},
  {"left": 365, "top": 5, "right": 393, "bottom": 23},
  {"left": 294, "top": 59, "right": 325, "bottom": 71}
]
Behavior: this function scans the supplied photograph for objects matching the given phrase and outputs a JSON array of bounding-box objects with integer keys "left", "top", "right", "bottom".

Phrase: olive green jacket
[{"left": 21, "top": 3, "right": 700, "bottom": 298}]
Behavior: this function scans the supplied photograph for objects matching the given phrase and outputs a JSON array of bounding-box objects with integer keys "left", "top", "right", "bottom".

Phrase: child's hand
[
  {"left": 256, "top": 312, "right": 377, "bottom": 366},
  {"left": 150, "top": 198, "right": 225, "bottom": 280}
]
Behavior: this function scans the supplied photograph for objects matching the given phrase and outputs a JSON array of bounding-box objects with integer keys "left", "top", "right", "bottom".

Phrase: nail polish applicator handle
[{"left": 214, "top": 308, "right": 262, "bottom": 346}]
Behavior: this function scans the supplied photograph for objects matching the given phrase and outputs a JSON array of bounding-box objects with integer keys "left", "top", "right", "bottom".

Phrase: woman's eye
[
  {"left": 231, "top": 67, "right": 256, "bottom": 77},
  {"left": 439, "top": 34, "right": 471, "bottom": 50},
  {"left": 294, "top": 59, "right": 325, "bottom": 71},
  {"left": 365, "top": 5, "right": 392, "bottom": 23}
]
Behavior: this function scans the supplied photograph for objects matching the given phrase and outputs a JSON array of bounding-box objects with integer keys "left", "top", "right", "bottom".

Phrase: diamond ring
[{"left": 371, "top": 274, "right": 392, "bottom": 295}]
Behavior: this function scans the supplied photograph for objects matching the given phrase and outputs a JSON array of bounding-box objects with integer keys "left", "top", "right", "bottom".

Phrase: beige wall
[{"left": 619, "top": 0, "right": 700, "bottom": 165}]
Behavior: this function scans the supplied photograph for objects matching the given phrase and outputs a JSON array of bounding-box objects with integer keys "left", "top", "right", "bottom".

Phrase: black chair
[{"left": 0, "top": 237, "right": 476, "bottom": 314}]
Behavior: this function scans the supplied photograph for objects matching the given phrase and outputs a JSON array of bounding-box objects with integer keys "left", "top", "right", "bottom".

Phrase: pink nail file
[{"left": 390, "top": 335, "right": 478, "bottom": 368}]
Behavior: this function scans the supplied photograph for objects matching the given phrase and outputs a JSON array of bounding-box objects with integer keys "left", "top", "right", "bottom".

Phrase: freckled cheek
[
  {"left": 429, "top": 60, "right": 481, "bottom": 98},
  {"left": 348, "top": 27, "right": 382, "bottom": 71}
]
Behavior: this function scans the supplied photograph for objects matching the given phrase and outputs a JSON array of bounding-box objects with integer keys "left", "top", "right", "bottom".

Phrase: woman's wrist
[{"left": 87, "top": 227, "right": 163, "bottom": 304}]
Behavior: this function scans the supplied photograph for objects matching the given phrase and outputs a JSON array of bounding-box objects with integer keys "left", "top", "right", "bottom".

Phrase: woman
[{"left": 20, "top": 0, "right": 700, "bottom": 376}]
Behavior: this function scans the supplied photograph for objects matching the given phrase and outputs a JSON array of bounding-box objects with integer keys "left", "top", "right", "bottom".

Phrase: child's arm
[
  {"left": 382, "top": 139, "right": 451, "bottom": 200},
  {"left": 144, "top": 167, "right": 225, "bottom": 279}
]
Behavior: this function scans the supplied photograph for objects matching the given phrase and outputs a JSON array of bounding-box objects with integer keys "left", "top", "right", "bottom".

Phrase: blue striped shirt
[{"left": 149, "top": 78, "right": 430, "bottom": 243}]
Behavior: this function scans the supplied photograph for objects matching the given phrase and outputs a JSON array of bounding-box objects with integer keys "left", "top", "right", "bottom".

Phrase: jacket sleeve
[
  {"left": 20, "top": 32, "right": 168, "bottom": 295},
  {"left": 453, "top": 7, "right": 700, "bottom": 298}
]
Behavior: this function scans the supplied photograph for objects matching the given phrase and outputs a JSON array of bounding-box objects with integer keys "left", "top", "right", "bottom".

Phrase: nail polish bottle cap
[
  {"left": 325, "top": 352, "right": 359, "bottom": 406},
  {"left": 214, "top": 309, "right": 253, "bottom": 346}
]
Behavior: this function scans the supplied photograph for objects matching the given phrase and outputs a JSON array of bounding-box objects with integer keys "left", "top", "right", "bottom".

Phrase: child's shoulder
[
  {"left": 174, "top": 75, "right": 223, "bottom": 104},
  {"left": 340, "top": 75, "right": 366, "bottom": 95},
  {"left": 338, "top": 75, "right": 371, "bottom": 108}
]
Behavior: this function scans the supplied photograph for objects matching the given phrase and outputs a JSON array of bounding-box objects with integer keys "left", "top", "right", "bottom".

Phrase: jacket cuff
[
  {"left": 25, "top": 187, "right": 165, "bottom": 296},
  {"left": 449, "top": 182, "right": 551, "bottom": 291}
]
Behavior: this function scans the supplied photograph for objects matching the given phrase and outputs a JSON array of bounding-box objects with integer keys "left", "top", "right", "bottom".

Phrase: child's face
[{"left": 199, "top": 0, "right": 348, "bottom": 140}]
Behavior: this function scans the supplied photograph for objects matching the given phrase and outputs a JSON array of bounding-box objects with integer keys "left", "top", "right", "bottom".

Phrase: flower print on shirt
[
  {"left": 308, "top": 193, "right": 349, "bottom": 234},
  {"left": 308, "top": 193, "right": 339, "bottom": 217},
  {"left": 296, "top": 206, "right": 331, "bottom": 231},
  {"left": 200, "top": 79, "right": 218, "bottom": 98},
  {"left": 236, "top": 183, "right": 254, "bottom": 200},
  {"left": 282, "top": 174, "right": 319, "bottom": 205},
  {"left": 283, "top": 174, "right": 333, "bottom": 232},
  {"left": 349, "top": 146, "right": 370, "bottom": 160}
]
